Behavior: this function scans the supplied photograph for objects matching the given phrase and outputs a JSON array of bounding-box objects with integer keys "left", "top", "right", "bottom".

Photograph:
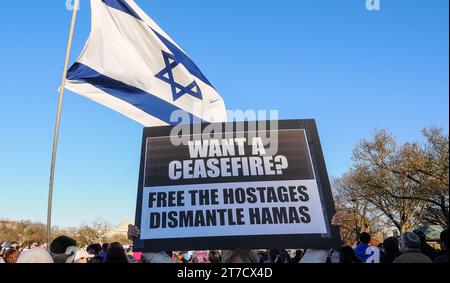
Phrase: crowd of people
[{"left": 0, "top": 227, "right": 447, "bottom": 264}]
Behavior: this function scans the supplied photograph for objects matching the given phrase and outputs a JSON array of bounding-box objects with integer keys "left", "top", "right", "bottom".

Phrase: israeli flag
[{"left": 65, "top": 0, "right": 227, "bottom": 127}]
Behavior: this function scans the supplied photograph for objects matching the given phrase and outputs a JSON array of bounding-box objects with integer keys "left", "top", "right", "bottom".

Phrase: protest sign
[{"left": 133, "top": 120, "right": 341, "bottom": 251}]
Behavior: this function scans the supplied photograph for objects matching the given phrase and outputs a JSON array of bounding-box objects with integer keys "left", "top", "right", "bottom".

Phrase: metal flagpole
[{"left": 47, "top": 0, "right": 80, "bottom": 247}]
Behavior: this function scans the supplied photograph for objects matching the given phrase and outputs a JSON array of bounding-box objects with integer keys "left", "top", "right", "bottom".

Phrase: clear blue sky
[{"left": 0, "top": 0, "right": 448, "bottom": 228}]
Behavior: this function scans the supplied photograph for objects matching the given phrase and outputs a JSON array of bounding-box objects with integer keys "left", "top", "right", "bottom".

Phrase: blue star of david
[{"left": 155, "top": 51, "right": 203, "bottom": 101}]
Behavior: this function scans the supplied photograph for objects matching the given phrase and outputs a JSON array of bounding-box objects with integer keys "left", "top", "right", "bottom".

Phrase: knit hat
[
  {"left": 50, "top": 236, "right": 77, "bottom": 254},
  {"left": 16, "top": 248, "right": 54, "bottom": 263},
  {"left": 66, "top": 249, "right": 94, "bottom": 263},
  {"left": 73, "top": 249, "right": 94, "bottom": 263},
  {"left": 401, "top": 232, "right": 421, "bottom": 249}
]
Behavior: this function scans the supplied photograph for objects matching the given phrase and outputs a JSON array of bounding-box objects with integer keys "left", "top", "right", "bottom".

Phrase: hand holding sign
[{"left": 128, "top": 224, "right": 140, "bottom": 241}]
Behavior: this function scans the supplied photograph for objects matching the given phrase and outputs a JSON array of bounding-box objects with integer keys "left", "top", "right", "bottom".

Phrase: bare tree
[
  {"left": 0, "top": 220, "right": 47, "bottom": 245},
  {"left": 349, "top": 128, "right": 449, "bottom": 230},
  {"left": 333, "top": 175, "right": 384, "bottom": 245},
  {"left": 1, "top": 219, "right": 135, "bottom": 247},
  {"left": 0, "top": 220, "right": 19, "bottom": 243},
  {"left": 21, "top": 223, "right": 46, "bottom": 246},
  {"left": 350, "top": 129, "right": 427, "bottom": 233},
  {"left": 107, "top": 234, "right": 132, "bottom": 245},
  {"left": 76, "top": 219, "right": 110, "bottom": 246},
  {"left": 409, "top": 128, "right": 449, "bottom": 228}
]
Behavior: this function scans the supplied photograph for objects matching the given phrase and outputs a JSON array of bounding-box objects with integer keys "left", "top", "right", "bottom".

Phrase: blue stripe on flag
[
  {"left": 102, "top": 0, "right": 142, "bottom": 20},
  {"left": 102, "top": 0, "right": 214, "bottom": 88},
  {"left": 66, "top": 62, "right": 201, "bottom": 125}
]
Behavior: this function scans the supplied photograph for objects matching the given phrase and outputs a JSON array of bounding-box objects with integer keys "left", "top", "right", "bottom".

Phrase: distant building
[{"left": 105, "top": 219, "right": 134, "bottom": 238}]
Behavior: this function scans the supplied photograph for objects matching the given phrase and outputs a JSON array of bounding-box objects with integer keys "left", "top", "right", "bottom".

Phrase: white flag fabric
[{"left": 65, "top": 0, "right": 227, "bottom": 127}]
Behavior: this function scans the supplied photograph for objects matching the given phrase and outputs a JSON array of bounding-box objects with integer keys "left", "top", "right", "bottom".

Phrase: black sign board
[{"left": 133, "top": 120, "right": 340, "bottom": 252}]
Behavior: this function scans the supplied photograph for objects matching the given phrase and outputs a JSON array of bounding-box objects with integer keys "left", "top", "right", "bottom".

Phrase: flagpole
[{"left": 47, "top": 0, "right": 80, "bottom": 247}]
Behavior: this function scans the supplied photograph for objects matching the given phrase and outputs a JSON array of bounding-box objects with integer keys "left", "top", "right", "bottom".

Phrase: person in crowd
[
  {"left": 258, "top": 250, "right": 270, "bottom": 263},
  {"left": 133, "top": 251, "right": 143, "bottom": 263},
  {"left": 10, "top": 241, "right": 19, "bottom": 250},
  {"left": 88, "top": 243, "right": 100, "bottom": 255},
  {"left": 104, "top": 242, "right": 129, "bottom": 263},
  {"left": 62, "top": 246, "right": 79, "bottom": 264},
  {"left": 183, "top": 251, "right": 193, "bottom": 263},
  {"left": 0, "top": 256, "right": 4, "bottom": 263},
  {"left": 267, "top": 249, "right": 290, "bottom": 263},
  {"left": 40, "top": 242, "right": 48, "bottom": 251},
  {"left": 339, "top": 246, "right": 361, "bottom": 263},
  {"left": 280, "top": 249, "right": 291, "bottom": 263},
  {"left": 380, "top": 237, "right": 401, "bottom": 263},
  {"left": 10, "top": 242, "right": 22, "bottom": 255},
  {"left": 127, "top": 212, "right": 343, "bottom": 264},
  {"left": 86, "top": 243, "right": 103, "bottom": 263},
  {"left": 268, "top": 250, "right": 278, "bottom": 263},
  {"left": 413, "top": 229, "right": 437, "bottom": 261},
  {"left": 49, "top": 236, "right": 77, "bottom": 263},
  {"left": 222, "top": 249, "right": 259, "bottom": 263},
  {"left": 292, "top": 250, "right": 303, "bottom": 263},
  {"left": 433, "top": 229, "right": 448, "bottom": 263},
  {"left": 298, "top": 213, "right": 344, "bottom": 264},
  {"left": 354, "top": 232, "right": 371, "bottom": 263},
  {"left": 66, "top": 246, "right": 78, "bottom": 257},
  {"left": 327, "top": 248, "right": 340, "bottom": 263},
  {"left": 99, "top": 243, "right": 109, "bottom": 262},
  {"left": 16, "top": 248, "right": 54, "bottom": 263},
  {"left": 175, "top": 251, "right": 185, "bottom": 263},
  {"left": 0, "top": 243, "right": 11, "bottom": 257},
  {"left": 377, "top": 243, "right": 384, "bottom": 260},
  {"left": 125, "top": 246, "right": 136, "bottom": 262},
  {"left": 174, "top": 251, "right": 192, "bottom": 263},
  {"left": 299, "top": 249, "right": 329, "bottom": 263},
  {"left": 208, "top": 250, "right": 221, "bottom": 263},
  {"left": 140, "top": 251, "right": 173, "bottom": 263},
  {"left": 192, "top": 251, "right": 209, "bottom": 263},
  {"left": 3, "top": 248, "right": 19, "bottom": 263},
  {"left": 393, "top": 232, "right": 432, "bottom": 263},
  {"left": 65, "top": 249, "right": 94, "bottom": 263}
]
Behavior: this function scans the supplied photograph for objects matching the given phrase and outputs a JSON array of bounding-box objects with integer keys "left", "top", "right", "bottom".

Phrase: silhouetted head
[
  {"left": 360, "top": 232, "right": 371, "bottom": 245},
  {"left": 383, "top": 237, "right": 400, "bottom": 255},
  {"left": 439, "top": 229, "right": 448, "bottom": 251},
  {"left": 339, "top": 246, "right": 361, "bottom": 263},
  {"left": 102, "top": 243, "right": 109, "bottom": 252},
  {"left": 87, "top": 243, "right": 102, "bottom": 255},
  {"left": 400, "top": 232, "right": 421, "bottom": 250},
  {"left": 104, "top": 242, "right": 128, "bottom": 263},
  {"left": 49, "top": 236, "right": 77, "bottom": 263}
]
